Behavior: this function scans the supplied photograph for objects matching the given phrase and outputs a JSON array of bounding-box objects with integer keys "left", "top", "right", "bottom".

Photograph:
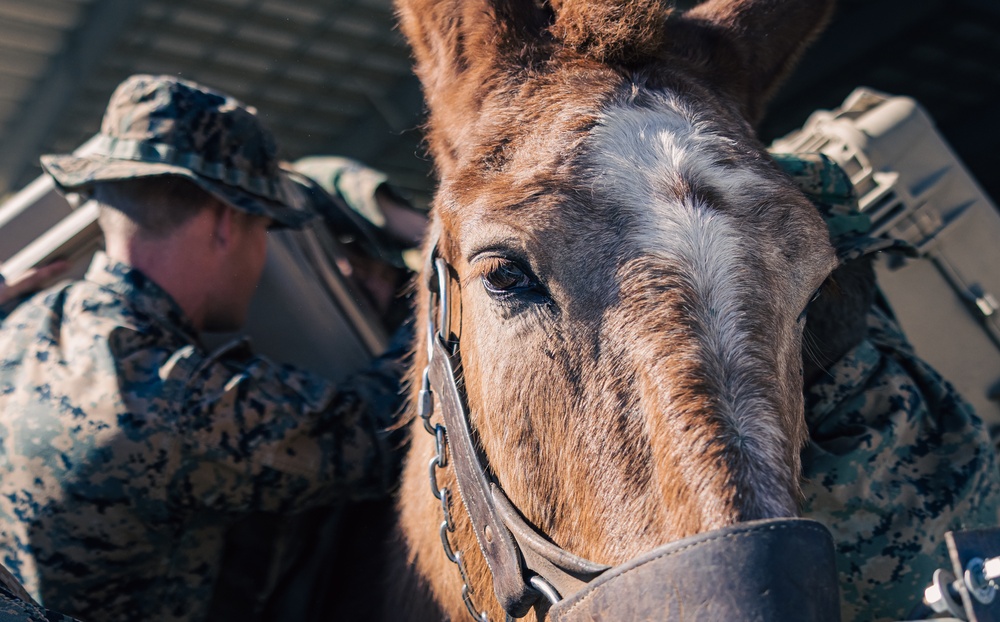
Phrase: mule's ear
[
  {"left": 395, "top": 0, "right": 552, "bottom": 175},
  {"left": 682, "top": 0, "right": 836, "bottom": 124}
]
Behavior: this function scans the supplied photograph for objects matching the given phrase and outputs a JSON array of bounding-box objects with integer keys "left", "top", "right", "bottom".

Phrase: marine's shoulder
[{"left": 3, "top": 278, "right": 130, "bottom": 324}]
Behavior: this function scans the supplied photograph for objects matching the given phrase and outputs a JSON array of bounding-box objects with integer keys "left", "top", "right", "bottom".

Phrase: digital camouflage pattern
[
  {"left": 204, "top": 159, "right": 422, "bottom": 621},
  {"left": 771, "top": 152, "right": 917, "bottom": 263},
  {"left": 40, "top": 74, "right": 314, "bottom": 229},
  {"left": 294, "top": 156, "right": 392, "bottom": 231},
  {"left": 292, "top": 156, "right": 418, "bottom": 270},
  {"left": 778, "top": 151, "right": 1000, "bottom": 621},
  {"left": 801, "top": 306, "right": 1000, "bottom": 621},
  {"left": 0, "top": 253, "right": 408, "bottom": 621},
  {"left": 0, "top": 563, "right": 78, "bottom": 622}
]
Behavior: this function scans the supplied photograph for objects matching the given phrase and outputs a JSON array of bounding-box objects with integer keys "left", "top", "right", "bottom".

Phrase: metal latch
[{"left": 922, "top": 528, "right": 1000, "bottom": 621}]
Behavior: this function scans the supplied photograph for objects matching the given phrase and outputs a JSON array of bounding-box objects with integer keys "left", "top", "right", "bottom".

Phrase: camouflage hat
[
  {"left": 292, "top": 156, "right": 406, "bottom": 264},
  {"left": 40, "top": 74, "right": 315, "bottom": 229}
]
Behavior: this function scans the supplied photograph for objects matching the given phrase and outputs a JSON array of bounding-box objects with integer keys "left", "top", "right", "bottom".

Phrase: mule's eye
[
  {"left": 798, "top": 287, "right": 823, "bottom": 323},
  {"left": 481, "top": 258, "right": 534, "bottom": 295}
]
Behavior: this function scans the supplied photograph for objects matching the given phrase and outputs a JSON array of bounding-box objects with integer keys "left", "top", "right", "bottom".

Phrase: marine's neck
[{"left": 103, "top": 225, "right": 216, "bottom": 332}]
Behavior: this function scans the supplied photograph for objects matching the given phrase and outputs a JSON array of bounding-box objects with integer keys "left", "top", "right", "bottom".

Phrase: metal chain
[{"left": 419, "top": 364, "right": 490, "bottom": 622}]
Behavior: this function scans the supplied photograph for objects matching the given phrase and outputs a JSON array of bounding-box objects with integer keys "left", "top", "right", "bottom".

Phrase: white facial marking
[{"left": 588, "top": 96, "right": 790, "bottom": 513}]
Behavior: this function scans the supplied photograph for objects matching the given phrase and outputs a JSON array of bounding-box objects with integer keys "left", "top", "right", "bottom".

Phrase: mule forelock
[
  {"left": 550, "top": 0, "right": 672, "bottom": 63},
  {"left": 585, "top": 95, "right": 805, "bottom": 520}
]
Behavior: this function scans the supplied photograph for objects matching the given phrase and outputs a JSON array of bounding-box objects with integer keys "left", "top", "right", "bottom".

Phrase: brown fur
[
  {"left": 550, "top": 0, "right": 671, "bottom": 63},
  {"left": 390, "top": 1, "right": 840, "bottom": 619}
]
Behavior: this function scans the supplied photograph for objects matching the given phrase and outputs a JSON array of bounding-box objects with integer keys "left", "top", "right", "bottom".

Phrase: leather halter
[
  {"left": 423, "top": 251, "right": 606, "bottom": 618},
  {"left": 421, "top": 248, "right": 841, "bottom": 621}
]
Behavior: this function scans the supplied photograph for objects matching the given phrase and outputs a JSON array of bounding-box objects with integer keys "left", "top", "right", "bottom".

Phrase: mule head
[{"left": 396, "top": 0, "right": 838, "bottom": 618}]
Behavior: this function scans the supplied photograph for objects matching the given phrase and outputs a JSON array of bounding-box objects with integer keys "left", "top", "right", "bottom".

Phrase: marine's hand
[{"left": 0, "top": 261, "right": 69, "bottom": 305}]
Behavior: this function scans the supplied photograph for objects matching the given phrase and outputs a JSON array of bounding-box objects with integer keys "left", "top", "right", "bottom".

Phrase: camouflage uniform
[
  {"left": 204, "top": 160, "right": 422, "bottom": 622},
  {"left": 775, "top": 153, "right": 1000, "bottom": 621},
  {"left": 295, "top": 156, "right": 398, "bottom": 233},
  {"left": 0, "top": 252, "right": 406, "bottom": 621},
  {"left": 0, "top": 75, "right": 410, "bottom": 622}
]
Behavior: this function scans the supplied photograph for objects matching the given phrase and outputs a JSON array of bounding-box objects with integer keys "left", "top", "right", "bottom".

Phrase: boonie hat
[{"left": 40, "top": 74, "right": 315, "bottom": 229}]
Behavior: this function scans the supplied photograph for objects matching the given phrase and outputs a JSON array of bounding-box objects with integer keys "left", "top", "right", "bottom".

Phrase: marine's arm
[{"left": 168, "top": 322, "right": 412, "bottom": 514}]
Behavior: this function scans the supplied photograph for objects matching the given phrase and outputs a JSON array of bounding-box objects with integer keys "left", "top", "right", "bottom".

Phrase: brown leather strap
[
  {"left": 548, "top": 518, "right": 842, "bottom": 622},
  {"left": 428, "top": 333, "right": 539, "bottom": 616},
  {"left": 0, "top": 562, "right": 38, "bottom": 607},
  {"left": 492, "top": 484, "right": 609, "bottom": 600}
]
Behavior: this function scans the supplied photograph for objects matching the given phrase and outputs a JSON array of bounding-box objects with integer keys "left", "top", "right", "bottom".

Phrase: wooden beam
[{"left": 0, "top": 0, "right": 146, "bottom": 194}]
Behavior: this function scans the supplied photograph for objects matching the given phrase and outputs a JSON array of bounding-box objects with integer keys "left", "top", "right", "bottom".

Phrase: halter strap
[{"left": 426, "top": 249, "right": 554, "bottom": 617}]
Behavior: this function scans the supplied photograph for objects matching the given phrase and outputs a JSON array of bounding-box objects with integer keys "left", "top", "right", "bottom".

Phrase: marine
[
  {"left": 777, "top": 152, "right": 1000, "bottom": 620},
  {"left": 0, "top": 74, "right": 414, "bottom": 622}
]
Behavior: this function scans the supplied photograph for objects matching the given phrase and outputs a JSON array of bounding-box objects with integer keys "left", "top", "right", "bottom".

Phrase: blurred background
[{"left": 0, "top": 0, "right": 998, "bottom": 206}]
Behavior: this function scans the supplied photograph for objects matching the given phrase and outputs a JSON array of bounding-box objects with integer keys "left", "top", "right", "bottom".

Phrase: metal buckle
[{"left": 435, "top": 257, "right": 452, "bottom": 343}]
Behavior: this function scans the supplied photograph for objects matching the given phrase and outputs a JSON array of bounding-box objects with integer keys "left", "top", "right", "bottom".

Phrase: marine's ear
[
  {"left": 208, "top": 201, "right": 238, "bottom": 252},
  {"left": 678, "top": 0, "right": 836, "bottom": 124}
]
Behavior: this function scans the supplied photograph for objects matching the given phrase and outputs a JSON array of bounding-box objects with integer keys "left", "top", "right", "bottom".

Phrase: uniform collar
[{"left": 84, "top": 252, "right": 202, "bottom": 346}]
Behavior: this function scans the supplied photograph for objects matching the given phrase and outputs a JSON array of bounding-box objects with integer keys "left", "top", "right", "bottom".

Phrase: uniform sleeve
[{"left": 167, "top": 323, "right": 412, "bottom": 515}]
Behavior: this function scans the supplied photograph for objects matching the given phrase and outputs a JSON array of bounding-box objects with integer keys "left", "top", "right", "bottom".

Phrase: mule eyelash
[
  {"left": 473, "top": 255, "right": 546, "bottom": 302},
  {"left": 481, "top": 258, "right": 533, "bottom": 293},
  {"left": 469, "top": 256, "right": 508, "bottom": 283},
  {"left": 798, "top": 287, "right": 823, "bottom": 323}
]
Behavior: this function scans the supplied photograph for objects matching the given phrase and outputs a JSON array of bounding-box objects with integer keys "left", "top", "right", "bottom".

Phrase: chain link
[
  {"left": 441, "top": 487, "right": 455, "bottom": 531},
  {"left": 418, "top": 367, "right": 435, "bottom": 435},
  {"left": 429, "top": 454, "right": 444, "bottom": 500},
  {"left": 421, "top": 364, "right": 490, "bottom": 622}
]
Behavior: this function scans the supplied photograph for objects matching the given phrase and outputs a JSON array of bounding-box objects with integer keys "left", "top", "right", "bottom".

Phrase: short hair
[{"left": 93, "top": 176, "right": 216, "bottom": 238}]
